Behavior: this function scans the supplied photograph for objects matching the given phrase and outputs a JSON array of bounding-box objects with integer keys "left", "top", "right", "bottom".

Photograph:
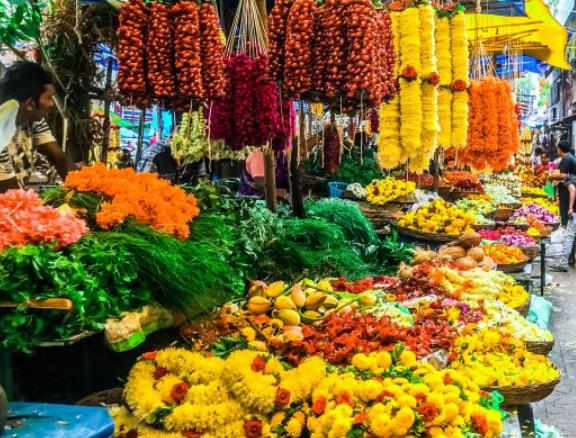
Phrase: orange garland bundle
[
  {"left": 65, "top": 164, "right": 200, "bottom": 239},
  {"left": 461, "top": 77, "right": 519, "bottom": 171}
]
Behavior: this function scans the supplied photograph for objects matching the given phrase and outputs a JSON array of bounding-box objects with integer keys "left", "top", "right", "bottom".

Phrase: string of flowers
[
  {"left": 64, "top": 164, "right": 200, "bottom": 239},
  {"left": 0, "top": 189, "right": 87, "bottom": 252},
  {"left": 435, "top": 14, "right": 452, "bottom": 148},
  {"left": 450, "top": 10, "right": 469, "bottom": 148},
  {"left": 413, "top": 3, "right": 439, "bottom": 172}
]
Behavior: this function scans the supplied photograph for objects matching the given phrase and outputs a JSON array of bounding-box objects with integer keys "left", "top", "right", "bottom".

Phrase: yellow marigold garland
[
  {"left": 450, "top": 11, "right": 469, "bottom": 148},
  {"left": 399, "top": 7, "right": 422, "bottom": 161},
  {"left": 435, "top": 15, "right": 452, "bottom": 149}
]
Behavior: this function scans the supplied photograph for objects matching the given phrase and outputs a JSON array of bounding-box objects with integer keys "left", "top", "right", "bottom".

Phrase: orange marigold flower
[
  {"left": 275, "top": 387, "right": 292, "bottom": 407},
  {"left": 312, "top": 396, "right": 327, "bottom": 415},
  {"left": 401, "top": 65, "right": 418, "bottom": 81},
  {"left": 251, "top": 355, "right": 266, "bottom": 373},
  {"left": 170, "top": 382, "right": 188, "bottom": 404},
  {"left": 418, "top": 402, "right": 438, "bottom": 422}
]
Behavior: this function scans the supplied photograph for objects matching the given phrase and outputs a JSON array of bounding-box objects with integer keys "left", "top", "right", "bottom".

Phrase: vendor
[
  {"left": 238, "top": 149, "right": 289, "bottom": 200},
  {"left": 0, "top": 62, "right": 75, "bottom": 193}
]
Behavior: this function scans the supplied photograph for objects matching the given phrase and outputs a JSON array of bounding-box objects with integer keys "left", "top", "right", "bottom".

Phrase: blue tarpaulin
[
  {"left": 463, "top": 0, "right": 526, "bottom": 16},
  {"left": 496, "top": 54, "right": 549, "bottom": 76},
  {"left": 6, "top": 403, "right": 113, "bottom": 438}
]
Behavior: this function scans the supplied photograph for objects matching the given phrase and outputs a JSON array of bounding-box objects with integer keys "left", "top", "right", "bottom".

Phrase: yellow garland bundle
[
  {"left": 399, "top": 8, "right": 422, "bottom": 160},
  {"left": 435, "top": 15, "right": 452, "bottom": 148},
  {"left": 391, "top": 11, "right": 401, "bottom": 76},
  {"left": 450, "top": 11, "right": 469, "bottom": 148},
  {"left": 413, "top": 4, "right": 438, "bottom": 172},
  {"left": 399, "top": 8, "right": 421, "bottom": 74},
  {"left": 378, "top": 98, "right": 402, "bottom": 169}
]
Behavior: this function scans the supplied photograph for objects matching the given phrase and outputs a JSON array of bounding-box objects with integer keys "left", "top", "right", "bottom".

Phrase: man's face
[
  {"left": 19, "top": 84, "right": 55, "bottom": 123},
  {"left": 542, "top": 154, "right": 550, "bottom": 165}
]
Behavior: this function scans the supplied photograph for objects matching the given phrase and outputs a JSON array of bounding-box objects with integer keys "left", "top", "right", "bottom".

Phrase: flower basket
[
  {"left": 514, "top": 297, "right": 531, "bottom": 317},
  {"left": 497, "top": 260, "right": 528, "bottom": 274},
  {"left": 391, "top": 222, "right": 459, "bottom": 243},
  {"left": 495, "top": 208, "right": 515, "bottom": 222},
  {"left": 521, "top": 245, "right": 540, "bottom": 262},
  {"left": 450, "top": 189, "right": 483, "bottom": 201},
  {"left": 483, "top": 371, "right": 560, "bottom": 407},
  {"left": 525, "top": 340, "right": 554, "bottom": 355}
]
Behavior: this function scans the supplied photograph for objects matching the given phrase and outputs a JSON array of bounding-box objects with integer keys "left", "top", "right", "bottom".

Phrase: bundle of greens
[
  {"left": 301, "top": 154, "right": 382, "bottom": 186},
  {"left": 0, "top": 240, "right": 150, "bottom": 353}
]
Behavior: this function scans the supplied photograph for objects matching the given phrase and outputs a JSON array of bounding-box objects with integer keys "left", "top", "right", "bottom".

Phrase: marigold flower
[
  {"left": 170, "top": 382, "right": 188, "bottom": 404},
  {"left": 251, "top": 356, "right": 266, "bottom": 373},
  {"left": 312, "top": 396, "right": 327, "bottom": 415},
  {"left": 335, "top": 391, "right": 354, "bottom": 407},
  {"left": 472, "top": 413, "right": 488, "bottom": 435},
  {"left": 418, "top": 401, "right": 438, "bottom": 422}
]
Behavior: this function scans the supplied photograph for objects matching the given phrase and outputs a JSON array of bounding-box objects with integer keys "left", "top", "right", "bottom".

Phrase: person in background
[
  {"left": 550, "top": 175, "right": 576, "bottom": 271},
  {"left": 549, "top": 140, "right": 576, "bottom": 226},
  {"left": 534, "top": 152, "right": 551, "bottom": 175},
  {"left": 532, "top": 146, "right": 543, "bottom": 167},
  {"left": 238, "top": 149, "right": 289, "bottom": 200},
  {"left": 0, "top": 61, "right": 75, "bottom": 193}
]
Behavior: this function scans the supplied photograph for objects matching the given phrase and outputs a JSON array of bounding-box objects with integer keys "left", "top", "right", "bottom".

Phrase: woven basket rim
[{"left": 391, "top": 223, "right": 459, "bottom": 243}]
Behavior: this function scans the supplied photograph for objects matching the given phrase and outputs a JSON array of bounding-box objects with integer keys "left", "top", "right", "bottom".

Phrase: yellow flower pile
[
  {"left": 399, "top": 199, "right": 476, "bottom": 235},
  {"left": 434, "top": 266, "right": 530, "bottom": 309},
  {"left": 365, "top": 178, "right": 416, "bottom": 205},
  {"left": 308, "top": 350, "right": 502, "bottom": 438},
  {"left": 113, "top": 347, "right": 504, "bottom": 438},
  {"left": 450, "top": 11, "right": 469, "bottom": 148},
  {"left": 449, "top": 330, "right": 560, "bottom": 387}
]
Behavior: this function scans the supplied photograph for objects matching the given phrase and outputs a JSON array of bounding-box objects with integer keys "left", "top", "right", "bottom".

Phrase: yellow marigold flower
[
  {"left": 352, "top": 353, "right": 372, "bottom": 371},
  {"left": 334, "top": 404, "right": 354, "bottom": 418},
  {"left": 286, "top": 417, "right": 302, "bottom": 438},
  {"left": 329, "top": 416, "right": 354, "bottom": 437},
  {"left": 241, "top": 326, "right": 256, "bottom": 341},
  {"left": 271, "top": 412, "right": 285, "bottom": 427},
  {"left": 392, "top": 406, "right": 416, "bottom": 435},
  {"left": 357, "top": 380, "right": 383, "bottom": 402},
  {"left": 399, "top": 350, "right": 417, "bottom": 367},
  {"left": 370, "top": 413, "right": 392, "bottom": 437},
  {"left": 397, "top": 394, "right": 417, "bottom": 408},
  {"left": 443, "top": 402, "right": 460, "bottom": 423}
]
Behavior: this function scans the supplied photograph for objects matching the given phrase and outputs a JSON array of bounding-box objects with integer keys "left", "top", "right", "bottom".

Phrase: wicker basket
[
  {"left": 525, "top": 340, "right": 554, "bottom": 355},
  {"left": 497, "top": 260, "right": 528, "bottom": 273},
  {"left": 521, "top": 245, "right": 540, "bottom": 262},
  {"left": 450, "top": 190, "right": 483, "bottom": 201},
  {"left": 495, "top": 208, "right": 515, "bottom": 221},
  {"left": 483, "top": 372, "right": 560, "bottom": 406},
  {"left": 391, "top": 223, "right": 459, "bottom": 243},
  {"left": 514, "top": 297, "right": 531, "bottom": 316}
]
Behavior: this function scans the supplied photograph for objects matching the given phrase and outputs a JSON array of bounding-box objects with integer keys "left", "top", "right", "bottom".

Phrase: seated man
[{"left": 0, "top": 62, "right": 75, "bottom": 192}]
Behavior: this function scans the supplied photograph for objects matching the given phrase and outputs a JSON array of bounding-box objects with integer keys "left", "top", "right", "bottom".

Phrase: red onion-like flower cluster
[
  {"left": 199, "top": 3, "right": 226, "bottom": 99},
  {"left": 323, "top": 123, "right": 341, "bottom": 174},
  {"left": 172, "top": 1, "right": 204, "bottom": 99},
  {"left": 147, "top": 2, "right": 176, "bottom": 99},
  {"left": 267, "top": 0, "right": 296, "bottom": 82}
]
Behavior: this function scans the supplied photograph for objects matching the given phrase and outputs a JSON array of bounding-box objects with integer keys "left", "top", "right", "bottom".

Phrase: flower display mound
[
  {"left": 112, "top": 347, "right": 503, "bottom": 437},
  {"left": 64, "top": 163, "right": 200, "bottom": 239},
  {"left": 398, "top": 199, "right": 476, "bottom": 235},
  {"left": 511, "top": 203, "right": 558, "bottom": 226},
  {"left": 0, "top": 189, "right": 87, "bottom": 252}
]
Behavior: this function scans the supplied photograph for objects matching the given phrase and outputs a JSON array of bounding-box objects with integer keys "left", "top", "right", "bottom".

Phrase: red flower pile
[
  {"left": 0, "top": 189, "right": 87, "bottom": 252},
  {"left": 281, "top": 309, "right": 457, "bottom": 365}
]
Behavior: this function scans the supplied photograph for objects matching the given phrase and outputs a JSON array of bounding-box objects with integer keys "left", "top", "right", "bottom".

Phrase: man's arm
[
  {"left": 36, "top": 141, "right": 76, "bottom": 180},
  {"left": 569, "top": 184, "right": 576, "bottom": 216}
]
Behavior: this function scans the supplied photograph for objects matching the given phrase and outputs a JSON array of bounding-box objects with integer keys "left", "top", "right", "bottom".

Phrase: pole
[
  {"left": 134, "top": 109, "right": 146, "bottom": 168},
  {"left": 290, "top": 101, "right": 305, "bottom": 218},
  {"left": 264, "top": 145, "right": 277, "bottom": 212},
  {"left": 433, "top": 147, "right": 440, "bottom": 193},
  {"left": 100, "top": 58, "right": 114, "bottom": 164}
]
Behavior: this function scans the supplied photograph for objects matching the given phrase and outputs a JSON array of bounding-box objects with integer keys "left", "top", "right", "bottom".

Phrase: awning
[
  {"left": 467, "top": 0, "right": 570, "bottom": 70},
  {"left": 460, "top": 0, "right": 526, "bottom": 16}
]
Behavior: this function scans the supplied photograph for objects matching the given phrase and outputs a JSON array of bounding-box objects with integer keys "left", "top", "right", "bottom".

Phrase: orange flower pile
[
  {"left": 482, "top": 243, "right": 526, "bottom": 265},
  {"left": 65, "top": 164, "right": 200, "bottom": 239},
  {"left": 462, "top": 77, "right": 520, "bottom": 171}
]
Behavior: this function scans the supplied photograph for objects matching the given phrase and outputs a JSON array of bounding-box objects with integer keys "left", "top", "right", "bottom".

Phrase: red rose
[
  {"left": 243, "top": 419, "right": 263, "bottom": 438},
  {"left": 354, "top": 411, "right": 367, "bottom": 425},
  {"left": 182, "top": 431, "right": 202, "bottom": 438},
  {"left": 142, "top": 351, "right": 157, "bottom": 361},
  {"left": 415, "top": 393, "right": 427, "bottom": 403},
  {"left": 401, "top": 66, "right": 418, "bottom": 81},
  {"left": 443, "top": 373, "right": 453, "bottom": 385},
  {"left": 312, "top": 396, "right": 327, "bottom": 415},
  {"left": 428, "top": 72, "right": 440, "bottom": 86},
  {"left": 170, "top": 382, "right": 188, "bottom": 404},
  {"left": 154, "top": 367, "right": 168, "bottom": 380},
  {"left": 472, "top": 414, "right": 488, "bottom": 435},
  {"left": 335, "top": 391, "right": 354, "bottom": 407},
  {"left": 418, "top": 402, "right": 438, "bottom": 422},
  {"left": 389, "top": 1, "right": 406, "bottom": 11},
  {"left": 451, "top": 80, "right": 468, "bottom": 92},
  {"left": 275, "top": 387, "right": 292, "bottom": 407},
  {"left": 251, "top": 356, "right": 266, "bottom": 373}
]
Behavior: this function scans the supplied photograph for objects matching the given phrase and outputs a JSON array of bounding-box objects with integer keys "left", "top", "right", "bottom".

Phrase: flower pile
[
  {"left": 521, "top": 197, "right": 559, "bottom": 216},
  {"left": 365, "top": 178, "right": 416, "bottom": 205},
  {"left": 399, "top": 199, "right": 476, "bottom": 235},
  {"left": 478, "top": 226, "right": 535, "bottom": 248},
  {"left": 113, "top": 347, "right": 504, "bottom": 438},
  {"left": 0, "top": 189, "right": 87, "bottom": 252},
  {"left": 482, "top": 244, "right": 526, "bottom": 265},
  {"left": 454, "top": 199, "right": 495, "bottom": 224},
  {"left": 511, "top": 203, "right": 559, "bottom": 226},
  {"left": 449, "top": 330, "right": 560, "bottom": 387},
  {"left": 64, "top": 164, "right": 200, "bottom": 239}
]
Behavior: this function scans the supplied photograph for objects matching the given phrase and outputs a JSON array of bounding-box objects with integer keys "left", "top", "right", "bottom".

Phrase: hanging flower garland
[
  {"left": 377, "top": 11, "right": 402, "bottom": 169},
  {"left": 450, "top": 10, "right": 469, "bottom": 148},
  {"left": 461, "top": 77, "right": 519, "bottom": 171},
  {"left": 435, "top": 14, "right": 452, "bottom": 148},
  {"left": 412, "top": 3, "right": 439, "bottom": 173},
  {"left": 399, "top": 7, "right": 422, "bottom": 162}
]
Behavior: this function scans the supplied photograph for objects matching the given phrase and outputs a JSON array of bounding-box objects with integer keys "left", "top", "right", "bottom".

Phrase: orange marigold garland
[
  {"left": 462, "top": 77, "right": 518, "bottom": 171},
  {"left": 65, "top": 164, "right": 200, "bottom": 239}
]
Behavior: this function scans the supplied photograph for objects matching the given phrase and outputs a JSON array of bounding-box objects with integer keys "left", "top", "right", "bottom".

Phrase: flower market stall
[{"left": 1, "top": 0, "right": 573, "bottom": 436}]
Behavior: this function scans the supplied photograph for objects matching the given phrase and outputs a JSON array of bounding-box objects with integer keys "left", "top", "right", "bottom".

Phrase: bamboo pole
[
  {"left": 100, "top": 58, "right": 114, "bottom": 164},
  {"left": 264, "top": 145, "right": 277, "bottom": 212}
]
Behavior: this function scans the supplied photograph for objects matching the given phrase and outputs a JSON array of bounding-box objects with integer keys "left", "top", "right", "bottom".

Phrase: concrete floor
[{"left": 532, "top": 267, "right": 576, "bottom": 436}]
